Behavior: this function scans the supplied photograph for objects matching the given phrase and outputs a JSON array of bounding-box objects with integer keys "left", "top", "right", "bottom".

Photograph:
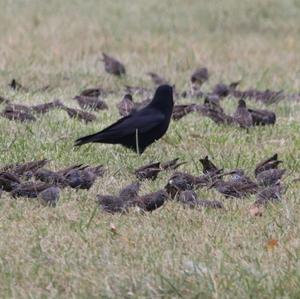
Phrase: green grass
[{"left": 1, "top": 0, "right": 300, "bottom": 298}]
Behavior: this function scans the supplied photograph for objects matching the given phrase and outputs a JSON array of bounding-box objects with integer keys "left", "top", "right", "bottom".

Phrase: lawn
[{"left": 1, "top": 0, "right": 300, "bottom": 298}]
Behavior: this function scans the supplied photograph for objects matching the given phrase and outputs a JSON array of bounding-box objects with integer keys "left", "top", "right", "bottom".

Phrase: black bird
[{"left": 75, "top": 85, "right": 174, "bottom": 154}]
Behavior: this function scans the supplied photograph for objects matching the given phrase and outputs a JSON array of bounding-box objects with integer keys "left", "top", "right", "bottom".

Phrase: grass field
[{"left": 1, "top": 0, "right": 300, "bottom": 298}]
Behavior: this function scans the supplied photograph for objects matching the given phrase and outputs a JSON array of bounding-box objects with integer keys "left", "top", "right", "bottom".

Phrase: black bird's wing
[{"left": 75, "top": 108, "right": 164, "bottom": 146}]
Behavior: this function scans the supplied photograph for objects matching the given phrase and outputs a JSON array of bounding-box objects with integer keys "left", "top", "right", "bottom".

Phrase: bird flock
[{"left": 0, "top": 52, "right": 295, "bottom": 214}]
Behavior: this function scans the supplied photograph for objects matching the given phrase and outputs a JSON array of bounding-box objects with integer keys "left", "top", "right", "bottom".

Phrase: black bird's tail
[{"left": 74, "top": 132, "right": 102, "bottom": 146}]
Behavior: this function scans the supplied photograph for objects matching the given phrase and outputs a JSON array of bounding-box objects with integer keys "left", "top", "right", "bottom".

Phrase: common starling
[
  {"left": 133, "top": 190, "right": 168, "bottom": 212},
  {"left": 102, "top": 53, "right": 126, "bottom": 76},
  {"left": 5, "top": 103, "right": 31, "bottom": 113},
  {"left": 116, "top": 94, "right": 135, "bottom": 116},
  {"left": 248, "top": 108, "right": 276, "bottom": 126},
  {"left": 0, "top": 172, "right": 21, "bottom": 191},
  {"left": 190, "top": 67, "right": 209, "bottom": 86},
  {"left": 178, "top": 190, "right": 224, "bottom": 209},
  {"left": 30, "top": 100, "right": 64, "bottom": 114},
  {"left": 73, "top": 96, "right": 108, "bottom": 111},
  {"left": 75, "top": 85, "right": 174, "bottom": 154},
  {"left": 65, "top": 168, "right": 97, "bottom": 190},
  {"left": 199, "top": 156, "right": 222, "bottom": 175},
  {"left": 118, "top": 182, "right": 140, "bottom": 203},
  {"left": 11, "top": 182, "right": 53, "bottom": 198},
  {"left": 135, "top": 162, "right": 161, "bottom": 180},
  {"left": 256, "top": 169, "right": 285, "bottom": 187},
  {"left": 35, "top": 168, "right": 67, "bottom": 186},
  {"left": 38, "top": 186, "right": 60, "bottom": 207},
  {"left": 96, "top": 195, "right": 127, "bottom": 214},
  {"left": 62, "top": 106, "right": 97, "bottom": 123},
  {"left": 254, "top": 183, "right": 282, "bottom": 206},
  {"left": 210, "top": 175, "right": 258, "bottom": 198},
  {"left": 160, "top": 158, "right": 185, "bottom": 170},
  {"left": 2, "top": 159, "right": 49, "bottom": 177},
  {"left": 165, "top": 171, "right": 220, "bottom": 199},
  {"left": 147, "top": 72, "right": 169, "bottom": 85},
  {"left": 254, "top": 154, "right": 282, "bottom": 177},
  {"left": 0, "top": 106, "right": 36, "bottom": 122},
  {"left": 197, "top": 103, "right": 234, "bottom": 125},
  {"left": 172, "top": 104, "right": 197, "bottom": 121},
  {"left": 34, "top": 164, "right": 91, "bottom": 186},
  {"left": 233, "top": 99, "right": 253, "bottom": 128},
  {"left": 80, "top": 87, "right": 106, "bottom": 98},
  {"left": 135, "top": 158, "right": 184, "bottom": 180}
]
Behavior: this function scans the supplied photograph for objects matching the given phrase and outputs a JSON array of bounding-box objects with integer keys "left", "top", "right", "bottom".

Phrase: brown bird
[
  {"left": 147, "top": 72, "right": 169, "bottom": 86},
  {"left": 133, "top": 190, "right": 168, "bottom": 212},
  {"left": 178, "top": 190, "right": 224, "bottom": 209},
  {"left": 197, "top": 102, "right": 234, "bottom": 125},
  {"left": 96, "top": 195, "right": 127, "bottom": 213},
  {"left": 102, "top": 53, "right": 126, "bottom": 76},
  {"left": 2, "top": 159, "right": 49, "bottom": 178},
  {"left": 65, "top": 165, "right": 104, "bottom": 190},
  {"left": 30, "top": 100, "right": 64, "bottom": 114},
  {"left": 11, "top": 182, "right": 53, "bottom": 198},
  {"left": 4, "top": 103, "right": 31, "bottom": 113},
  {"left": 135, "top": 158, "right": 184, "bottom": 180},
  {"left": 0, "top": 172, "right": 21, "bottom": 191},
  {"left": 116, "top": 94, "right": 135, "bottom": 116},
  {"left": 172, "top": 104, "right": 197, "bottom": 121},
  {"left": 0, "top": 106, "right": 36, "bottom": 122},
  {"left": 118, "top": 182, "right": 140, "bottom": 203},
  {"left": 124, "top": 85, "right": 152, "bottom": 97},
  {"left": 254, "top": 154, "right": 282, "bottom": 177},
  {"left": 256, "top": 169, "right": 285, "bottom": 187},
  {"left": 96, "top": 182, "right": 139, "bottom": 213},
  {"left": 73, "top": 96, "right": 108, "bottom": 111},
  {"left": 191, "top": 67, "right": 209, "bottom": 87},
  {"left": 160, "top": 158, "right": 185, "bottom": 171},
  {"left": 165, "top": 171, "right": 221, "bottom": 199},
  {"left": 212, "top": 81, "right": 240, "bottom": 98},
  {"left": 80, "top": 87, "right": 106, "bottom": 98},
  {"left": 204, "top": 95, "right": 223, "bottom": 113},
  {"left": 61, "top": 106, "right": 97, "bottom": 123},
  {"left": 38, "top": 186, "right": 60, "bottom": 207},
  {"left": 233, "top": 99, "right": 253, "bottom": 128},
  {"left": 135, "top": 162, "right": 161, "bottom": 180},
  {"left": 199, "top": 156, "right": 222, "bottom": 175},
  {"left": 35, "top": 164, "right": 88, "bottom": 186},
  {"left": 210, "top": 170, "right": 258, "bottom": 198},
  {"left": 248, "top": 108, "right": 276, "bottom": 126},
  {"left": 254, "top": 183, "right": 282, "bottom": 206}
]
